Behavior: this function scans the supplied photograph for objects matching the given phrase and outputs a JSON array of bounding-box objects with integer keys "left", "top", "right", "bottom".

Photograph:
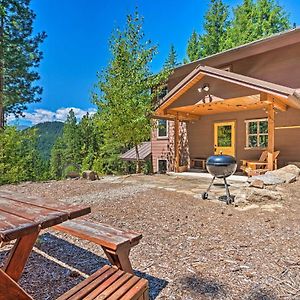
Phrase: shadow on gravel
[
  {"left": 246, "top": 288, "right": 278, "bottom": 300},
  {"left": 179, "top": 275, "right": 227, "bottom": 298},
  {"left": 34, "top": 233, "right": 168, "bottom": 299}
]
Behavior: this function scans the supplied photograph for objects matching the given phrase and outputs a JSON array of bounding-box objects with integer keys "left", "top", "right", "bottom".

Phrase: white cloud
[{"left": 8, "top": 107, "right": 97, "bottom": 125}]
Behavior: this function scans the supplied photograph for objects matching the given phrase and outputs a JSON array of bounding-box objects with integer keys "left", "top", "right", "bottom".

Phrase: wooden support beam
[
  {"left": 166, "top": 110, "right": 201, "bottom": 121},
  {"left": 174, "top": 115, "right": 180, "bottom": 173},
  {"left": 267, "top": 101, "right": 275, "bottom": 171},
  {"left": 3, "top": 231, "right": 39, "bottom": 282},
  {"left": 261, "top": 92, "right": 287, "bottom": 111}
]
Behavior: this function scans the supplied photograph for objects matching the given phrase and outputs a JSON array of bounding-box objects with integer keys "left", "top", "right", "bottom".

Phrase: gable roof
[
  {"left": 156, "top": 66, "right": 300, "bottom": 114},
  {"left": 171, "top": 27, "right": 300, "bottom": 79}
]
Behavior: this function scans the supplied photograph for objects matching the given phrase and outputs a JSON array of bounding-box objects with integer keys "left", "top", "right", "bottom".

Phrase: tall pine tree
[
  {"left": 0, "top": 0, "right": 46, "bottom": 128},
  {"left": 186, "top": 30, "right": 201, "bottom": 62},
  {"left": 254, "top": 0, "right": 290, "bottom": 37},
  {"left": 164, "top": 44, "right": 179, "bottom": 70},
  {"left": 94, "top": 10, "right": 168, "bottom": 173},
  {"left": 224, "top": 0, "right": 257, "bottom": 49},
  {"left": 200, "top": 0, "right": 230, "bottom": 57},
  {"left": 225, "top": 0, "right": 290, "bottom": 49}
]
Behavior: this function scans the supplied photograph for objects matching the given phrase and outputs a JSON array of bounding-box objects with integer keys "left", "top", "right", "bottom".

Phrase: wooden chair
[
  {"left": 240, "top": 150, "right": 267, "bottom": 172},
  {"left": 241, "top": 150, "right": 280, "bottom": 176}
]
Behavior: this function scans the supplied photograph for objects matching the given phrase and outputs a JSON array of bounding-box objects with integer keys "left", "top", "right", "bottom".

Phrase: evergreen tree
[
  {"left": 50, "top": 137, "right": 65, "bottom": 179},
  {"left": 200, "top": 0, "right": 230, "bottom": 57},
  {"left": 79, "top": 113, "right": 99, "bottom": 171},
  {"left": 225, "top": 0, "right": 291, "bottom": 49},
  {"left": 224, "top": 0, "right": 257, "bottom": 49},
  {"left": 0, "top": 126, "right": 43, "bottom": 184},
  {"left": 254, "top": 0, "right": 290, "bottom": 37},
  {"left": 94, "top": 10, "right": 168, "bottom": 173},
  {"left": 185, "top": 30, "right": 201, "bottom": 62},
  {"left": 0, "top": 0, "right": 46, "bottom": 128},
  {"left": 61, "top": 109, "right": 81, "bottom": 167},
  {"left": 164, "top": 44, "right": 179, "bottom": 70}
]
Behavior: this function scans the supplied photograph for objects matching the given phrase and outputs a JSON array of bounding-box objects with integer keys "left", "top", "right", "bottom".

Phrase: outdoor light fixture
[
  {"left": 198, "top": 84, "right": 210, "bottom": 93},
  {"left": 203, "top": 84, "right": 210, "bottom": 92}
]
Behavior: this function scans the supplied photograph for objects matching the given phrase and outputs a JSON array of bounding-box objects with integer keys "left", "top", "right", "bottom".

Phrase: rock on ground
[
  {"left": 248, "top": 164, "right": 300, "bottom": 185},
  {"left": 235, "top": 187, "right": 283, "bottom": 204}
]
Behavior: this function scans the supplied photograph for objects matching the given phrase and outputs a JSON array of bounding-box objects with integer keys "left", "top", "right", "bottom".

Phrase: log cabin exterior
[{"left": 152, "top": 28, "right": 300, "bottom": 173}]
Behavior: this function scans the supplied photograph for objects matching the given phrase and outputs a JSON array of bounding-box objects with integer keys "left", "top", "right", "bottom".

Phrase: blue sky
[{"left": 11, "top": 0, "right": 300, "bottom": 126}]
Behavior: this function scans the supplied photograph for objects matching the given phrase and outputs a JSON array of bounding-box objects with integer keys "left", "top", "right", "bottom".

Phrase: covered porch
[{"left": 155, "top": 66, "right": 300, "bottom": 173}]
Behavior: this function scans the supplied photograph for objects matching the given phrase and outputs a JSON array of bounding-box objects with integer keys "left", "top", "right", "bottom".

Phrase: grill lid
[{"left": 206, "top": 155, "right": 236, "bottom": 166}]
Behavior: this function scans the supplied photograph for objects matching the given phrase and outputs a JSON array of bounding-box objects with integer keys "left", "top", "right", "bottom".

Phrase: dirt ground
[{"left": 1, "top": 174, "right": 300, "bottom": 299}]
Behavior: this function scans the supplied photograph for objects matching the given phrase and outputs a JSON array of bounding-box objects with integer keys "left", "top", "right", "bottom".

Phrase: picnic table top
[{"left": 0, "top": 189, "right": 91, "bottom": 243}]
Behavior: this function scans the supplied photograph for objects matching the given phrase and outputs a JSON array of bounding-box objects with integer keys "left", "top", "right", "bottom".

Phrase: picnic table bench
[
  {"left": 0, "top": 190, "right": 148, "bottom": 300},
  {"left": 54, "top": 219, "right": 143, "bottom": 274}
]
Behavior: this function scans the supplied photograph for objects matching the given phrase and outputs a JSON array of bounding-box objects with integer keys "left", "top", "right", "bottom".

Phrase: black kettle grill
[{"left": 201, "top": 155, "right": 237, "bottom": 204}]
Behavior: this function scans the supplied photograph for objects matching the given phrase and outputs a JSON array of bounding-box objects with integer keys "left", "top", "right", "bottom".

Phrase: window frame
[
  {"left": 157, "top": 119, "right": 168, "bottom": 139},
  {"left": 245, "top": 118, "right": 268, "bottom": 149}
]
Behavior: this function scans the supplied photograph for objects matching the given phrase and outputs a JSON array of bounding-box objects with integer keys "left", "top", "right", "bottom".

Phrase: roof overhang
[{"left": 155, "top": 66, "right": 300, "bottom": 120}]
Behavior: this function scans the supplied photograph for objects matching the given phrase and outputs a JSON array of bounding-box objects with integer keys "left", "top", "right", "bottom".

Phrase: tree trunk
[
  {"left": 135, "top": 144, "right": 141, "bottom": 173},
  {"left": 0, "top": 15, "right": 4, "bottom": 130}
]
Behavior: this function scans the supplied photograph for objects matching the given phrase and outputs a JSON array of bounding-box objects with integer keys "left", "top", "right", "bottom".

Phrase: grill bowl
[{"left": 206, "top": 155, "right": 237, "bottom": 178}]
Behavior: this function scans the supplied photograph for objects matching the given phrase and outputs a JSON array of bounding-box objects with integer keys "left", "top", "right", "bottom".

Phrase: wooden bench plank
[
  {"left": 105, "top": 276, "right": 140, "bottom": 300},
  {"left": 118, "top": 279, "right": 148, "bottom": 300},
  {"left": 82, "top": 270, "right": 127, "bottom": 300},
  {"left": 0, "top": 196, "right": 68, "bottom": 229},
  {"left": 54, "top": 219, "right": 142, "bottom": 274},
  {"left": 0, "top": 210, "right": 39, "bottom": 242},
  {"left": 54, "top": 219, "right": 142, "bottom": 251},
  {"left": 0, "top": 190, "right": 91, "bottom": 220},
  {"left": 57, "top": 265, "right": 118, "bottom": 300},
  {"left": 58, "top": 266, "right": 149, "bottom": 300}
]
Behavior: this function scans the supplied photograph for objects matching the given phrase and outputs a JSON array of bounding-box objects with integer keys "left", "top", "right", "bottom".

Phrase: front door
[{"left": 214, "top": 121, "right": 236, "bottom": 156}]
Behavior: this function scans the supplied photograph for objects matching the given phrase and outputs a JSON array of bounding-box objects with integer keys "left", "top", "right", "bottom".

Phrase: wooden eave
[{"left": 155, "top": 66, "right": 300, "bottom": 119}]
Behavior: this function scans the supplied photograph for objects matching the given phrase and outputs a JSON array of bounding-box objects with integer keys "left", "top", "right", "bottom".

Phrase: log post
[
  {"left": 174, "top": 115, "right": 180, "bottom": 172},
  {"left": 267, "top": 99, "right": 275, "bottom": 171}
]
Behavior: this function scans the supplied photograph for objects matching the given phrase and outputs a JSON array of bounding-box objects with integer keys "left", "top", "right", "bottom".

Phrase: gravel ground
[{"left": 1, "top": 174, "right": 300, "bottom": 299}]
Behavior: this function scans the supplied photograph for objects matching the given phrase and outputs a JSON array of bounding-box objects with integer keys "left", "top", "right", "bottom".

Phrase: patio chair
[{"left": 241, "top": 150, "right": 280, "bottom": 176}]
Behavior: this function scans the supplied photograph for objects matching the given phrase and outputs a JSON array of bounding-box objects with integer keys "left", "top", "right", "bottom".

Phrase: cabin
[{"left": 152, "top": 28, "right": 300, "bottom": 174}]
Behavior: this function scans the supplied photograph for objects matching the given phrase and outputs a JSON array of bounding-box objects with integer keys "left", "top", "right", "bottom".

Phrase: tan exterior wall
[
  {"left": 187, "top": 108, "right": 300, "bottom": 168},
  {"left": 152, "top": 39, "right": 300, "bottom": 171}
]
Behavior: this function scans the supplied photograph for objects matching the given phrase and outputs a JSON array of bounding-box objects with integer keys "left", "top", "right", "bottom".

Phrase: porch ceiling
[
  {"left": 155, "top": 65, "right": 300, "bottom": 120},
  {"left": 168, "top": 94, "right": 267, "bottom": 116}
]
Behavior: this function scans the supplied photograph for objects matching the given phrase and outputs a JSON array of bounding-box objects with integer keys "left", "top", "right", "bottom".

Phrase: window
[
  {"left": 158, "top": 159, "right": 167, "bottom": 174},
  {"left": 157, "top": 85, "right": 168, "bottom": 102},
  {"left": 245, "top": 119, "right": 268, "bottom": 148},
  {"left": 157, "top": 119, "right": 168, "bottom": 138}
]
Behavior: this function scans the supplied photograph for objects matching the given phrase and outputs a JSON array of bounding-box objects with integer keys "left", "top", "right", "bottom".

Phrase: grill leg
[
  {"left": 201, "top": 176, "right": 215, "bottom": 200},
  {"left": 223, "top": 177, "right": 233, "bottom": 204},
  {"left": 207, "top": 176, "right": 215, "bottom": 193}
]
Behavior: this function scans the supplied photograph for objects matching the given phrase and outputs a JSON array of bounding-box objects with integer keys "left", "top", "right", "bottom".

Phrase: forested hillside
[{"left": 31, "top": 122, "right": 64, "bottom": 160}]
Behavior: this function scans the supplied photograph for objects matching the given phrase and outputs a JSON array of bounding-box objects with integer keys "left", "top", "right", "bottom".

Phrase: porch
[{"left": 155, "top": 66, "right": 300, "bottom": 174}]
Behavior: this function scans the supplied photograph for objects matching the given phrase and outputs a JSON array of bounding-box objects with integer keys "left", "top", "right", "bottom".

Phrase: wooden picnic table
[{"left": 0, "top": 189, "right": 91, "bottom": 299}]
